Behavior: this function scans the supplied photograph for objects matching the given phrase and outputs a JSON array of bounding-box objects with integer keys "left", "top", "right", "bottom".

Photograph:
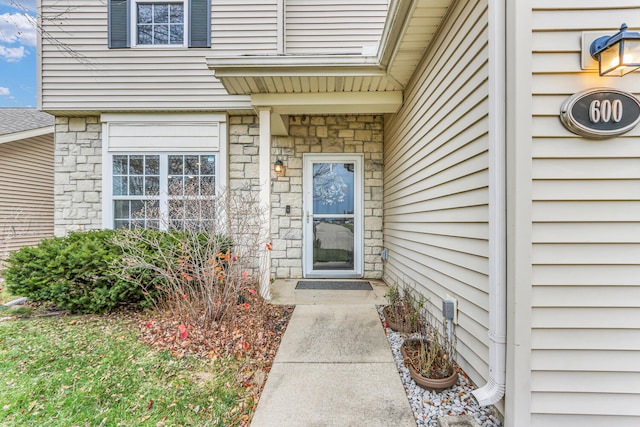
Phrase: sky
[{"left": 0, "top": 0, "right": 37, "bottom": 107}]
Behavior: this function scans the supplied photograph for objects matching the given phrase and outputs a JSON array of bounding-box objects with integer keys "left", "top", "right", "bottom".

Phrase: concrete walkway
[{"left": 251, "top": 281, "right": 416, "bottom": 426}]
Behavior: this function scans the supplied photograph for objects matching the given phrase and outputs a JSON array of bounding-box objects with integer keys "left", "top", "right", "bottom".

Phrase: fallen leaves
[
  {"left": 178, "top": 324, "right": 188, "bottom": 340},
  {"left": 130, "top": 293, "right": 294, "bottom": 426}
]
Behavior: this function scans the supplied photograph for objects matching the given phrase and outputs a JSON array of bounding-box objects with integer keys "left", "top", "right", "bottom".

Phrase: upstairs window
[
  {"left": 108, "top": 0, "right": 211, "bottom": 48},
  {"left": 136, "top": 2, "right": 185, "bottom": 46}
]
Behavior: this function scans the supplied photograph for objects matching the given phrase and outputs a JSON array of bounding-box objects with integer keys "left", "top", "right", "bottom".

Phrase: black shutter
[
  {"left": 108, "top": 0, "right": 130, "bottom": 48},
  {"left": 189, "top": 0, "right": 211, "bottom": 48}
]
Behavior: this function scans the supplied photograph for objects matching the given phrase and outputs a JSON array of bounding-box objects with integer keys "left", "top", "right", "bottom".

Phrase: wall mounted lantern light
[
  {"left": 590, "top": 23, "right": 640, "bottom": 76},
  {"left": 274, "top": 159, "right": 284, "bottom": 176}
]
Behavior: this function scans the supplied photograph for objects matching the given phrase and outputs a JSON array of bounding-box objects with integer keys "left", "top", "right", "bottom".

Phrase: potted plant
[
  {"left": 401, "top": 304, "right": 458, "bottom": 392},
  {"left": 382, "top": 284, "right": 423, "bottom": 333}
]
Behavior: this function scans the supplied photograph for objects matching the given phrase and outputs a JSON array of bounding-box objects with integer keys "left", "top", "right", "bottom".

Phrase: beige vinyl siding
[
  {"left": 383, "top": 0, "right": 490, "bottom": 386},
  {"left": 40, "top": 0, "right": 250, "bottom": 112},
  {"left": 530, "top": 1, "right": 640, "bottom": 425},
  {"left": 285, "top": 0, "right": 388, "bottom": 54},
  {"left": 212, "top": 0, "right": 279, "bottom": 55},
  {"left": 0, "top": 135, "right": 54, "bottom": 259}
]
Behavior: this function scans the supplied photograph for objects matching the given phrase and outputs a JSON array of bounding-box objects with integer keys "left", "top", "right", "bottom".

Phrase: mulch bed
[{"left": 129, "top": 292, "right": 295, "bottom": 424}]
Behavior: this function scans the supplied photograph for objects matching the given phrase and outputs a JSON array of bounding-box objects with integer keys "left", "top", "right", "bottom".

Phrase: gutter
[{"left": 471, "top": 0, "right": 507, "bottom": 406}]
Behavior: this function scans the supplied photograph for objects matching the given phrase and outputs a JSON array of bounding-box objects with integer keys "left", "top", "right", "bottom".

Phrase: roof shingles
[{"left": 0, "top": 108, "right": 55, "bottom": 136}]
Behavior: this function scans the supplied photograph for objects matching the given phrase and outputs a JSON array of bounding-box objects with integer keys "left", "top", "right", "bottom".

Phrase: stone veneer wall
[
  {"left": 228, "top": 115, "right": 261, "bottom": 194},
  {"left": 52, "top": 114, "right": 383, "bottom": 279},
  {"left": 53, "top": 116, "right": 102, "bottom": 237},
  {"left": 271, "top": 115, "right": 384, "bottom": 279}
]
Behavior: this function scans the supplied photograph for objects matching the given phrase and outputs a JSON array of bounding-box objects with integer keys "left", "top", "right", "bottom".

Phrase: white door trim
[{"left": 302, "top": 153, "right": 364, "bottom": 278}]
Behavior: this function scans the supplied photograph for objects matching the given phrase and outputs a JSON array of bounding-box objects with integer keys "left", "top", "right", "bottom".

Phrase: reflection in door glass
[
  {"left": 313, "top": 163, "right": 354, "bottom": 215},
  {"left": 313, "top": 218, "right": 354, "bottom": 270}
]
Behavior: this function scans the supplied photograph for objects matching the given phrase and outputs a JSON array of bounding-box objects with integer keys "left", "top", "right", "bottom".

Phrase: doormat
[{"left": 295, "top": 281, "right": 372, "bottom": 290}]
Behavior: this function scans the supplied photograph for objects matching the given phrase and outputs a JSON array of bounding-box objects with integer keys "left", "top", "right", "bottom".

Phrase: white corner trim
[
  {"left": 101, "top": 122, "right": 112, "bottom": 229},
  {"left": 258, "top": 107, "right": 273, "bottom": 300}
]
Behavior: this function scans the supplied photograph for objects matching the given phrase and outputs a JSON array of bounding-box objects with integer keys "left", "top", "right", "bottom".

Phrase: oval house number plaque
[{"left": 560, "top": 88, "right": 640, "bottom": 139}]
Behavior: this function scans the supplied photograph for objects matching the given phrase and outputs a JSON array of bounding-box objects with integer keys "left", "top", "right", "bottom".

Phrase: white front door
[{"left": 303, "top": 154, "right": 363, "bottom": 278}]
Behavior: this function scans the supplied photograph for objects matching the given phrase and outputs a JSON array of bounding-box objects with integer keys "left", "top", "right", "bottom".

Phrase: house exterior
[
  {"left": 0, "top": 109, "right": 54, "bottom": 259},
  {"left": 38, "top": 0, "right": 640, "bottom": 425}
]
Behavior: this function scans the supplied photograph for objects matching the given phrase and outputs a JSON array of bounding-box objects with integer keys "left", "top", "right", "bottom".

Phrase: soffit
[
  {"left": 207, "top": 0, "right": 453, "bottom": 96},
  {"left": 385, "top": 0, "right": 453, "bottom": 86}
]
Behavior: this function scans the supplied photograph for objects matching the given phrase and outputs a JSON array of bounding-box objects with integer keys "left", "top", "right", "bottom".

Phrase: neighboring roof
[
  {"left": 0, "top": 109, "right": 54, "bottom": 144},
  {"left": 0, "top": 108, "right": 55, "bottom": 137}
]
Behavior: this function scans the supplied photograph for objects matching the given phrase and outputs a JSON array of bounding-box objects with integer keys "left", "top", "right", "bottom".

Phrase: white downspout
[{"left": 472, "top": 0, "right": 507, "bottom": 406}]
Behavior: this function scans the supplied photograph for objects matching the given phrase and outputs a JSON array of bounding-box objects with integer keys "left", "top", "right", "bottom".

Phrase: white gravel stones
[{"left": 378, "top": 306, "right": 503, "bottom": 427}]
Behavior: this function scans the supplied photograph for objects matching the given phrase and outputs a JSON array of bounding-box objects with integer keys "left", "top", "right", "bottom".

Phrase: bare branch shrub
[
  {"left": 114, "top": 183, "right": 268, "bottom": 329},
  {"left": 413, "top": 299, "right": 458, "bottom": 378},
  {"left": 1, "top": 209, "right": 50, "bottom": 269}
]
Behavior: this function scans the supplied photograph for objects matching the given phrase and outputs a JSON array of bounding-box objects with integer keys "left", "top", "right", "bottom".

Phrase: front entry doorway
[{"left": 302, "top": 154, "right": 363, "bottom": 278}]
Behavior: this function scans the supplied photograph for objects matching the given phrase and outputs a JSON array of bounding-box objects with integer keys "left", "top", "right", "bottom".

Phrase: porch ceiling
[{"left": 207, "top": 0, "right": 453, "bottom": 96}]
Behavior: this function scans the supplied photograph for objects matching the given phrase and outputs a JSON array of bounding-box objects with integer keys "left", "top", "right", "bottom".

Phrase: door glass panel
[
  {"left": 312, "top": 218, "right": 354, "bottom": 271},
  {"left": 312, "top": 163, "right": 354, "bottom": 215}
]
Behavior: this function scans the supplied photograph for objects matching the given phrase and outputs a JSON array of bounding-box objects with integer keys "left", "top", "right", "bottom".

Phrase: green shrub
[
  {"left": 2, "top": 230, "right": 149, "bottom": 314},
  {"left": 2, "top": 229, "right": 234, "bottom": 315}
]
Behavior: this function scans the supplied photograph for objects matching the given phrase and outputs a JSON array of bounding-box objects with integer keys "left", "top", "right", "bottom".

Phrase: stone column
[{"left": 53, "top": 116, "right": 102, "bottom": 236}]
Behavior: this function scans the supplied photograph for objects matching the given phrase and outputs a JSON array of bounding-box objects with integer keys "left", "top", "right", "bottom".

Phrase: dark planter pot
[
  {"left": 401, "top": 338, "right": 458, "bottom": 393},
  {"left": 383, "top": 305, "right": 419, "bottom": 333}
]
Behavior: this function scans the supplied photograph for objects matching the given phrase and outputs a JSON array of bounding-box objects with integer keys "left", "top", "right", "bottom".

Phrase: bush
[
  {"left": 2, "top": 230, "right": 149, "bottom": 314},
  {"left": 116, "top": 225, "right": 250, "bottom": 328},
  {"left": 115, "top": 186, "right": 267, "bottom": 328},
  {"left": 2, "top": 228, "right": 236, "bottom": 315}
]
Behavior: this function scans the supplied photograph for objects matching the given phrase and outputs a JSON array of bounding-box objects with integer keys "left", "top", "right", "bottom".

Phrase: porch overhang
[
  {"left": 207, "top": 55, "right": 403, "bottom": 96},
  {"left": 251, "top": 91, "right": 403, "bottom": 136},
  {"left": 206, "top": 0, "right": 453, "bottom": 134},
  {"left": 206, "top": 0, "right": 454, "bottom": 101}
]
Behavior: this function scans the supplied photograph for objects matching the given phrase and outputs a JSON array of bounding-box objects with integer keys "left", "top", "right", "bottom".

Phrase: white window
[
  {"left": 167, "top": 154, "right": 217, "bottom": 229},
  {"left": 110, "top": 153, "right": 217, "bottom": 230},
  {"left": 132, "top": 1, "right": 187, "bottom": 47},
  {"left": 112, "top": 154, "right": 161, "bottom": 229},
  {"left": 102, "top": 113, "right": 227, "bottom": 230}
]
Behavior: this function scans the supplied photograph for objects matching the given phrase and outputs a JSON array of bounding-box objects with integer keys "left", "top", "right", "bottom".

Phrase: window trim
[
  {"left": 108, "top": 0, "right": 211, "bottom": 49},
  {"left": 101, "top": 113, "right": 228, "bottom": 230},
  {"left": 130, "top": 0, "right": 189, "bottom": 48}
]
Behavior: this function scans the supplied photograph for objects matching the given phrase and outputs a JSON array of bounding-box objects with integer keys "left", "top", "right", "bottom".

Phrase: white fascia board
[
  {"left": 377, "top": 0, "right": 416, "bottom": 68},
  {"left": 208, "top": 55, "right": 385, "bottom": 77},
  {"left": 0, "top": 126, "right": 54, "bottom": 145},
  {"left": 251, "top": 92, "right": 403, "bottom": 115}
]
